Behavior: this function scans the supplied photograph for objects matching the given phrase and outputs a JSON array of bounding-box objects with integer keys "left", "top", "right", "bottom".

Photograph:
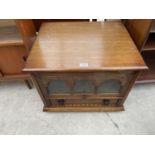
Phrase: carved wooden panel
[{"left": 48, "top": 99, "right": 121, "bottom": 108}]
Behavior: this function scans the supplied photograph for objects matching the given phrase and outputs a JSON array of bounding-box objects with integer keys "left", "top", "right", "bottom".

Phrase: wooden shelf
[
  {"left": 143, "top": 34, "right": 155, "bottom": 51},
  {"left": 0, "top": 73, "right": 31, "bottom": 80},
  {"left": 0, "top": 19, "right": 16, "bottom": 27},
  {"left": 0, "top": 26, "right": 23, "bottom": 46},
  {"left": 137, "top": 52, "right": 155, "bottom": 83}
]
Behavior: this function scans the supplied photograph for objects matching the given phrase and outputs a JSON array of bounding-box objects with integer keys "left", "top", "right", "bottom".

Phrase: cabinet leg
[{"left": 24, "top": 79, "right": 33, "bottom": 89}]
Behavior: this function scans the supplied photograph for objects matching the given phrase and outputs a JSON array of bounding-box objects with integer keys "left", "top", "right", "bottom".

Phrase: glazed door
[{"left": 34, "top": 71, "right": 134, "bottom": 99}]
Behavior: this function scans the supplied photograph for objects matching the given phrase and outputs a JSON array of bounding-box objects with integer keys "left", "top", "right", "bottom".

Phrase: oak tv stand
[{"left": 24, "top": 21, "right": 147, "bottom": 112}]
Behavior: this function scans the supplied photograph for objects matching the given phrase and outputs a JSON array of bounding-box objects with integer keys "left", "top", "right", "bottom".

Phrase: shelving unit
[
  {"left": 124, "top": 19, "right": 155, "bottom": 83},
  {"left": 0, "top": 20, "right": 36, "bottom": 88},
  {"left": 0, "top": 25, "right": 23, "bottom": 46}
]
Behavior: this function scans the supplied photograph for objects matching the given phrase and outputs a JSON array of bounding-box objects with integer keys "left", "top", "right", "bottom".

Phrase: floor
[{"left": 0, "top": 80, "right": 155, "bottom": 135}]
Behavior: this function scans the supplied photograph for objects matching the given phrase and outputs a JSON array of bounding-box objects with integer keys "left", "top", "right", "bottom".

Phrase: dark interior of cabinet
[
  {"left": 150, "top": 21, "right": 155, "bottom": 33},
  {"left": 137, "top": 51, "right": 155, "bottom": 82},
  {"left": 143, "top": 33, "right": 155, "bottom": 51}
]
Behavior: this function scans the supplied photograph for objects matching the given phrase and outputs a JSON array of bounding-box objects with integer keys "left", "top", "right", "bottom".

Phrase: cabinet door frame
[{"left": 33, "top": 71, "right": 134, "bottom": 99}]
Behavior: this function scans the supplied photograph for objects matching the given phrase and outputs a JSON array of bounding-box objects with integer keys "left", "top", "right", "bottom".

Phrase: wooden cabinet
[
  {"left": 0, "top": 19, "right": 36, "bottom": 88},
  {"left": 124, "top": 19, "right": 155, "bottom": 83},
  {"left": 24, "top": 21, "right": 147, "bottom": 112}
]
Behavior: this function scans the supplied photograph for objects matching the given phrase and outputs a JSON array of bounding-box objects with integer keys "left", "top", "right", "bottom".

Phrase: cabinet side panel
[
  {"left": 31, "top": 73, "right": 50, "bottom": 107},
  {"left": 0, "top": 45, "right": 27, "bottom": 75},
  {"left": 120, "top": 71, "right": 140, "bottom": 106},
  {"left": 125, "top": 19, "right": 152, "bottom": 51},
  {"left": 15, "top": 19, "right": 36, "bottom": 51}
]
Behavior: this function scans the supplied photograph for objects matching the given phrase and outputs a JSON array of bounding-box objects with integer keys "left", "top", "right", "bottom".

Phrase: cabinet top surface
[{"left": 24, "top": 22, "right": 147, "bottom": 72}]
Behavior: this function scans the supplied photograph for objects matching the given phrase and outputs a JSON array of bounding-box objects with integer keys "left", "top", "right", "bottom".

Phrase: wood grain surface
[{"left": 24, "top": 22, "right": 147, "bottom": 72}]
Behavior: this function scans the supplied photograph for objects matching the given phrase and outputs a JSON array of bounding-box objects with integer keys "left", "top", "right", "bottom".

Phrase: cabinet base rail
[{"left": 43, "top": 105, "right": 124, "bottom": 112}]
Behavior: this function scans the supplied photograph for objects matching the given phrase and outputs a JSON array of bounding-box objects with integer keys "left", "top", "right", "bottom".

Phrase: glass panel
[
  {"left": 74, "top": 79, "right": 94, "bottom": 93},
  {"left": 47, "top": 80, "right": 70, "bottom": 94},
  {"left": 98, "top": 79, "right": 121, "bottom": 94}
]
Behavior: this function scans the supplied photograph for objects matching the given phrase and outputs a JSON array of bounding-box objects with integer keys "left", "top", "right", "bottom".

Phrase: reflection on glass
[
  {"left": 47, "top": 80, "right": 70, "bottom": 94},
  {"left": 74, "top": 79, "right": 94, "bottom": 93},
  {"left": 98, "top": 79, "right": 121, "bottom": 93}
]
